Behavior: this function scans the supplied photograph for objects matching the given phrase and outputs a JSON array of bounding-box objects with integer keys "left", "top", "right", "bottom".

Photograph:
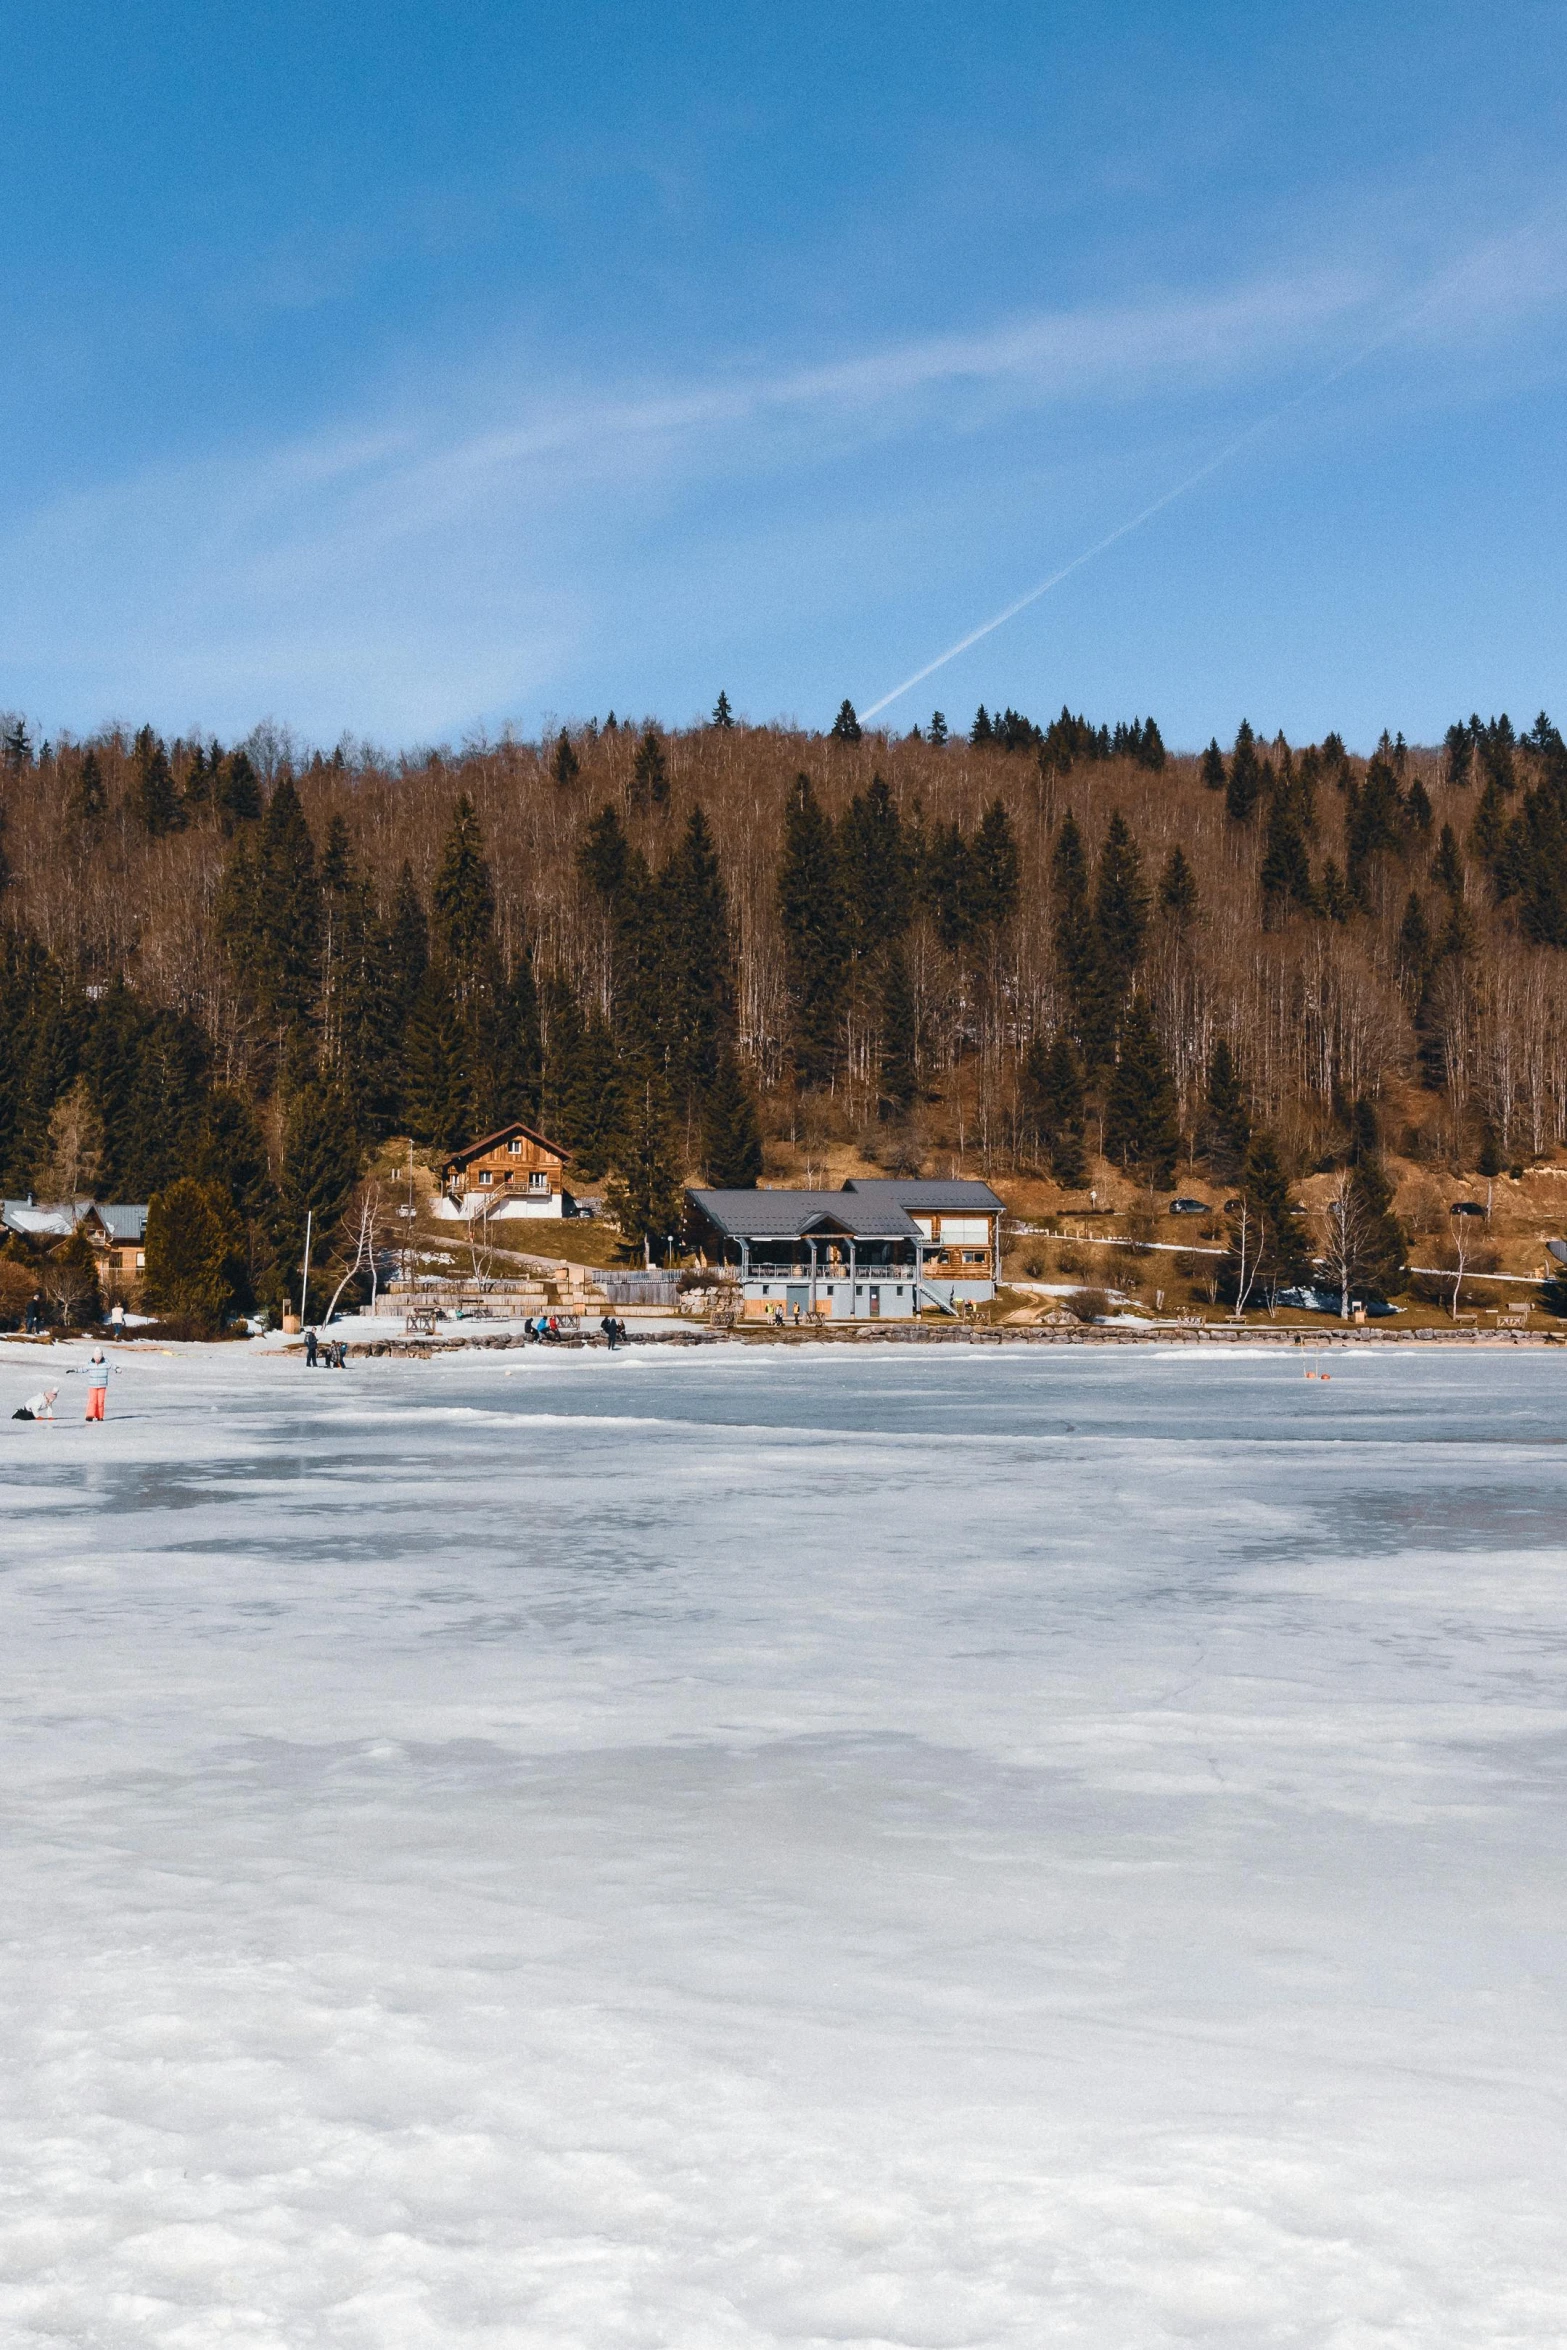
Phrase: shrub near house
[{"left": 143, "top": 1179, "right": 248, "bottom": 1330}]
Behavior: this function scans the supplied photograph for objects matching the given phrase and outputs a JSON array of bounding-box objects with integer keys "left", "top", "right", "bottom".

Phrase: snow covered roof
[
  {"left": 3, "top": 1198, "right": 149, "bottom": 1243},
  {"left": 2, "top": 1199, "right": 84, "bottom": 1238}
]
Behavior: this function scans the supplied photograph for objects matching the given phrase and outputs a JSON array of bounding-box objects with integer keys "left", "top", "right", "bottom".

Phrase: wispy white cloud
[{"left": 5, "top": 217, "right": 1567, "bottom": 740}]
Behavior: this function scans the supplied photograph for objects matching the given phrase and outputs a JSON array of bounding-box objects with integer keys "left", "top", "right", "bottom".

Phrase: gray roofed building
[{"left": 685, "top": 1179, "right": 1004, "bottom": 1322}]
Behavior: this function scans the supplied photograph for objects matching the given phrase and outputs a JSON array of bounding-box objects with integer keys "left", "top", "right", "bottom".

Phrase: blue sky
[{"left": 4, "top": 2, "right": 1566, "bottom": 752}]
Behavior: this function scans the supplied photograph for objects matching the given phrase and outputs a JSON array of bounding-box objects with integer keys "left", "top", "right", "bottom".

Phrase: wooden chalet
[{"left": 436, "top": 1119, "right": 574, "bottom": 1220}]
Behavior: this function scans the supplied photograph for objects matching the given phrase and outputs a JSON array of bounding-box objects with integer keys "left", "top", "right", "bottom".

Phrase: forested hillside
[{"left": 1, "top": 695, "right": 1564, "bottom": 1312}]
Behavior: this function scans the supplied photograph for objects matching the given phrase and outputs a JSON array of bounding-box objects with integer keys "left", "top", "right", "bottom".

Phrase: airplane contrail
[{"left": 858, "top": 200, "right": 1567, "bottom": 723}]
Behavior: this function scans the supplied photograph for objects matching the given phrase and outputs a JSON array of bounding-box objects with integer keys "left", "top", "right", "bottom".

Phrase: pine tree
[
  {"left": 657, "top": 804, "right": 735, "bottom": 1114},
  {"left": 217, "top": 747, "right": 262, "bottom": 831},
  {"left": 878, "top": 943, "right": 918, "bottom": 1113},
  {"left": 1204, "top": 1038, "right": 1250, "bottom": 1169},
  {"left": 969, "top": 706, "right": 993, "bottom": 747},
  {"left": 968, "top": 799, "right": 1020, "bottom": 936},
  {"left": 1102, "top": 997, "right": 1178, "bottom": 1183},
  {"left": 630, "top": 729, "right": 669, "bottom": 811},
  {"left": 712, "top": 690, "right": 734, "bottom": 730},
  {"left": 839, "top": 775, "right": 911, "bottom": 959},
  {"left": 1396, "top": 891, "right": 1432, "bottom": 992},
  {"left": 552, "top": 729, "right": 581, "bottom": 787},
  {"left": 1200, "top": 738, "right": 1226, "bottom": 792},
  {"left": 131, "top": 726, "right": 183, "bottom": 837},
  {"left": 276, "top": 1079, "right": 361, "bottom": 1300},
  {"left": 1094, "top": 812, "right": 1149, "bottom": 998},
  {"left": 1259, "top": 794, "right": 1315, "bottom": 926},
  {"left": 579, "top": 803, "right": 631, "bottom": 904},
  {"left": 1318, "top": 859, "right": 1349, "bottom": 922},
  {"left": 1021, "top": 1033, "right": 1086, "bottom": 1183},
  {"left": 830, "top": 699, "right": 863, "bottom": 744},
  {"left": 67, "top": 748, "right": 107, "bottom": 826},
  {"left": 401, "top": 964, "right": 466, "bottom": 1149},
  {"left": 700, "top": 1049, "right": 763, "bottom": 1186},
  {"left": 1225, "top": 721, "right": 1262, "bottom": 821},
  {"left": 1225, "top": 1131, "right": 1309, "bottom": 1305},
  {"left": 777, "top": 773, "right": 847, "bottom": 1088},
  {"left": 1432, "top": 822, "right": 1464, "bottom": 900},
  {"left": 560, "top": 1008, "right": 623, "bottom": 1178},
  {"left": 928, "top": 711, "right": 948, "bottom": 747},
  {"left": 1157, "top": 844, "right": 1199, "bottom": 930},
  {"left": 191, "top": 1087, "right": 272, "bottom": 1221},
  {"left": 142, "top": 1177, "right": 247, "bottom": 1328},
  {"left": 431, "top": 795, "right": 495, "bottom": 964},
  {"left": 1052, "top": 811, "right": 1113, "bottom": 1070},
  {"left": 606, "top": 1072, "right": 685, "bottom": 1257}
]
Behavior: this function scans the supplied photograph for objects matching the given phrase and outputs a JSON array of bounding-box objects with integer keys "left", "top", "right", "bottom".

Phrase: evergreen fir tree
[
  {"left": 1225, "top": 1132, "right": 1309, "bottom": 1303},
  {"left": 1432, "top": 822, "right": 1464, "bottom": 900},
  {"left": 969, "top": 799, "right": 1021, "bottom": 937},
  {"left": 1225, "top": 721, "right": 1262, "bottom": 821},
  {"left": 1404, "top": 777, "right": 1433, "bottom": 833},
  {"left": 712, "top": 690, "right": 734, "bottom": 730},
  {"left": 561, "top": 1009, "right": 623, "bottom": 1178},
  {"left": 1200, "top": 738, "right": 1226, "bottom": 792},
  {"left": 839, "top": 775, "right": 911, "bottom": 959},
  {"left": 1259, "top": 794, "right": 1315, "bottom": 926},
  {"left": 401, "top": 964, "right": 466, "bottom": 1149},
  {"left": 878, "top": 943, "right": 918, "bottom": 1113},
  {"left": 605, "top": 1072, "right": 685, "bottom": 1258},
  {"left": 217, "top": 747, "right": 262, "bottom": 831},
  {"left": 552, "top": 729, "right": 580, "bottom": 787},
  {"left": 67, "top": 748, "right": 107, "bottom": 825},
  {"left": 142, "top": 1178, "right": 247, "bottom": 1328},
  {"left": 656, "top": 804, "right": 735, "bottom": 1115},
  {"left": 1021, "top": 1033, "right": 1087, "bottom": 1184},
  {"left": 1318, "top": 858, "right": 1349, "bottom": 922},
  {"left": 1102, "top": 997, "right": 1178, "bottom": 1183},
  {"left": 969, "top": 706, "right": 993, "bottom": 747},
  {"left": 1094, "top": 812, "right": 1149, "bottom": 998},
  {"left": 131, "top": 726, "right": 183, "bottom": 837},
  {"left": 829, "top": 699, "right": 863, "bottom": 743},
  {"left": 276, "top": 1079, "right": 361, "bottom": 1307},
  {"left": 928, "top": 711, "right": 948, "bottom": 747},
  {"left": 431, "top": 795, "right": 495, "bottom": 964},
  {"left": 579, "top": 803, "right": 630, "bottom": 905},
  {"left": 1051, "top": 811, "right": 1114, "bottom": 1070},
  {"left": 191, "top": 1087, "right": 272, "bottom": 1222},
  {"left": 1396, "top": 891, "right": 1432, "bottom": 992},
  {"left": 700, "top": 1048, "right": 764, "bottom": 1186},
  {"left": 630, "top": 729, "right": 669, "bottom": 811},
  {"left": 777, "top": 773, "right": 848, "bottom": 1088},
  {"left": 1157, "top": 844, "right": 1199, "bottom": 930},
  {"left": 1204, "top": 1038, "right": 1251, "bottom": 1169}
]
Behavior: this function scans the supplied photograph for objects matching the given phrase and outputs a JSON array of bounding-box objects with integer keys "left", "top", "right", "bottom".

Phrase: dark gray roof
[
  {"left": 91, "top": 1203, "right": 149, "bottom": 1241},
  {"left": 687, "top": 1188, "right": 923, "bottom": 1241},
  {"left": 840, "top": 1178, "right": 1005, "bottom": 1213}
]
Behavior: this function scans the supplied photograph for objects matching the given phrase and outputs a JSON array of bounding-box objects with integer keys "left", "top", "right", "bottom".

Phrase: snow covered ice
[{"left": 2, "top": 1339, "right": 1566, "bottom": 2348}]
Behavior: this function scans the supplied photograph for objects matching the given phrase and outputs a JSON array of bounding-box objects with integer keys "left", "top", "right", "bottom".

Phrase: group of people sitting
[{"left": 301, "top": 1328, "right": 349, "bottom": 1368}]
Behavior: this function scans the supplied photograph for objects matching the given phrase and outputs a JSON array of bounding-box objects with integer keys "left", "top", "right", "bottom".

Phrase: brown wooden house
[{"left": 436, "top": 1120, "right": 574, "bottom": 1220}]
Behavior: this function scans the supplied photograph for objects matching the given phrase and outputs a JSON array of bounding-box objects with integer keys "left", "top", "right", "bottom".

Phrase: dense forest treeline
[{"left": 0, "top": 693, "right": 1564, "bottom": 1314}]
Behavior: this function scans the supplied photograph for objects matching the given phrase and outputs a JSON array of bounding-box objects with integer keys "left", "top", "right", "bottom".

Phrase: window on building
[
  {"left": 508, "top": 1137, "right": 523, "bottom": 1154},
  {"left": 528, "top": 1171, "right": 550, "bottom": 1193},
  {"left": 479, "top": 1170, "right": 493, "bottom": 1185}
]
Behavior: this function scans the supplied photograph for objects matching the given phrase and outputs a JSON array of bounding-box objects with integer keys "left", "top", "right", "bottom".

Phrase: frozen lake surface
[{"left": 2, "top": 1339, "right": 1566, "bottom": 2347}]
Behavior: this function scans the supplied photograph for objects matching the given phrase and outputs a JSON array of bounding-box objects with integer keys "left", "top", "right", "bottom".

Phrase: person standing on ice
[
  {"left": 303, "top": 1327, "right": 318, "bottom": 1367},
  {"left": 12, "top": 1385, "right": 59, "bottom": 1420},
  {"left": 68, "top": 1351, "right": 118, "bottom": 1421}
]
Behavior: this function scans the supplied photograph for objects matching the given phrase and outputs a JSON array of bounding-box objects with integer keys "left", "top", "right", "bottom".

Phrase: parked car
[
  {"left": 1450, "top": 1201, "right": 1487, "bottom": 1217},
  {"left": 1168, "top": 1197, "right": 1209, "bottom": 1216}
]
